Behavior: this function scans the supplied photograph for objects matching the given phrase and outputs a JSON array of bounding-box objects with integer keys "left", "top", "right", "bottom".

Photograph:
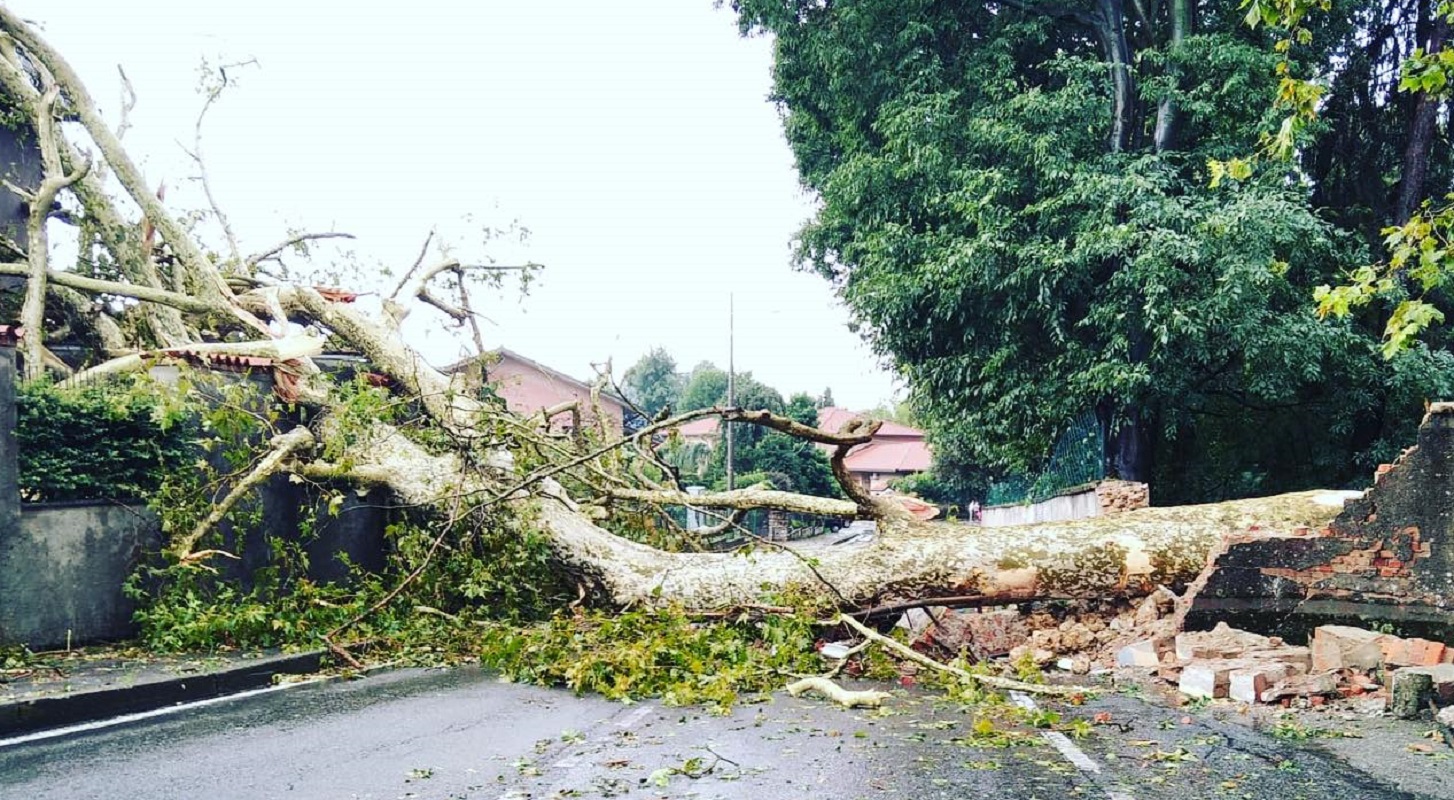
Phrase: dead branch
[{"left": 245, "top": 232, "right": 357, "bottom": 270}]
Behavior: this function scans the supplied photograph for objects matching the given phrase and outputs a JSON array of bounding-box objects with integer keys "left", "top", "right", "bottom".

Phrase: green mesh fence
[{"left": 985, "top": 412, "right": 1104, "bottom": 506}]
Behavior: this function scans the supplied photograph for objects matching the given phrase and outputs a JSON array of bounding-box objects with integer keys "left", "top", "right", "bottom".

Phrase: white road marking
[
  {"left": 1010, "top": 691, "right": 1135, "bottom": 800},
  {"left": 0, "top": 681, "right": 312, "bottom": 749}
]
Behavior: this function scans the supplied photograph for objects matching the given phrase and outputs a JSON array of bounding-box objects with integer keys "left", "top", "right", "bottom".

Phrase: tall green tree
[
  {"left": 622, "top": 347, "right": 685, "bottom": 417},
  {"left": 679, "top": 362, "right": 730, "bottom": 411},
  {"left": 732, "top": 0, "right": 1452, "bottom": 502}
]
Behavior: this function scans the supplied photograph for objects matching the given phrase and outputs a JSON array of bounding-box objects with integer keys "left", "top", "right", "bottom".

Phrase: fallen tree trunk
[{"left": 312, "top": 419, "right": 1356, "bottom": 610}]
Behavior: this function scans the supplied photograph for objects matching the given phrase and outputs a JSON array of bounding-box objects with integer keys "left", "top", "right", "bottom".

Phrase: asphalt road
[{"left": 0, "top": 667, "right": 1437, "bottom": 800}]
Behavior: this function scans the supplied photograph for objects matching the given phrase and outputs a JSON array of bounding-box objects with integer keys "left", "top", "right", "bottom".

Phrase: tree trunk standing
[
  {"left": 1099, "top": 400, "right": 1154, "bottom": 483},
  {"left": 1153, "top": 0, "right": 1193, "bottom": 153},
  {"left": 1396, "top": 13, "right": 1449, "bottom": 224},
  {"left": 1096, "top": 0, "right": 1136, "bottom": 153}
]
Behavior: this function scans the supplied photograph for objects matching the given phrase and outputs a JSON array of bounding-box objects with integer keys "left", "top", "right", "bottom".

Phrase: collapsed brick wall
[{"left": 1190, "top": 404, "right": 1454, "bottom": 631}]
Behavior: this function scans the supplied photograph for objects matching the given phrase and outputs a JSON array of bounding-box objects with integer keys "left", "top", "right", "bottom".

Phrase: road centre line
[{"left": 1010, "top": 691, "right": 1135, "bottom": 800}]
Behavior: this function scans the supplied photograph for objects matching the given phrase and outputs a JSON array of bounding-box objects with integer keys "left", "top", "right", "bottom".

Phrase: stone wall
[
  {"left": 1190, "top": 404, "right": 1454, "bottom": 635},
  {"left": 1094, "top": 480, "right": 1151, "bottom": 514}
]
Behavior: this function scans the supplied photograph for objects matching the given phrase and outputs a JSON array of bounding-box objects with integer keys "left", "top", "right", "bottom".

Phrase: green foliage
[
  {"left": 734, "top": 0, "right": 1450, "bottom": 503},
  {"left": 126, "top": 371, "right": 572, "bottom": 655},
  {"left": 1317, "top": 199, "right": 1454, "bottom": 356},
  {"left": 621, "top": 347, "right": 684, "bottom": 417},
  {"left": 480, "top": 606, "right": 827, "bottom": 711},
  {"left": 678, "top": 362, "right": 729, "bottom": 412},
  {"left": 17, "top": 377, "right": 200, "bottom": 502}
]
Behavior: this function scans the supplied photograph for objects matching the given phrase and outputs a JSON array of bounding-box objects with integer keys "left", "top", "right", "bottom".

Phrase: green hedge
[{"left": 18, "top": 380, "right": 199, "bottom": 503}]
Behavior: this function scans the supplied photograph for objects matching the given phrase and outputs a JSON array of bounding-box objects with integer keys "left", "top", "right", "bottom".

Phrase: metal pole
[{"left": 726, "top": 293, "right": 734, "bottom": 491}]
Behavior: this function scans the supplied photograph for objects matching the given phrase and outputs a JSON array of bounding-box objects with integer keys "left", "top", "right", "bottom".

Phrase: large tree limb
[
  {"left": 312, "top": 412, "right": 1356, "bottom": 610},
  {"left": 0, "top": 7, "right": 229, "bottom": 303},
  {"left": 17, "top": 83, "right": 90, "bottom": 379},
  {"left": 0, "top": 36, "right": 197, "bottom": 345},
  {"left": 0, "top": 262, "right": 217, "bottom": 313}
]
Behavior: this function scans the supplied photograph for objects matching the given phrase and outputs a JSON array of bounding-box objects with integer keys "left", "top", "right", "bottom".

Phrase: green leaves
[
  {"left": 18, "top": 378, "right": 201, "bottom": 502},
  {"left": 1399, "top": 47, "right": 1454, "bottom": 97}
]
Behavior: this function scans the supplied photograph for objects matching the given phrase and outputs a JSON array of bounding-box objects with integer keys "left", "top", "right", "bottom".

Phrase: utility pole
[{"left": 726, "top": 293, "right": 735, "bottom": 491}]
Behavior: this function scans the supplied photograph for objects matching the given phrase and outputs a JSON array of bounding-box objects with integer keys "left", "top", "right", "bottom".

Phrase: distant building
[
  {"left": 666, "top": 406, "right": 932, "bottom": 493},
  {"left": 445, "top": 348, "right": 629, "bottom": 436},
  {"left": 815, "top": 407, "right": 932, "bottom": 492}
]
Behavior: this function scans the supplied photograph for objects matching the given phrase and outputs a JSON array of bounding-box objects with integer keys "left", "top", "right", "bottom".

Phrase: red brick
[{"left": 1406, "top": 639, "right": 1447, "bottom": 667}]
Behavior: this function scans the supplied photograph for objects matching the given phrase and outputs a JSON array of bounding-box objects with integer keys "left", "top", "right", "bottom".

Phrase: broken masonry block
[
  {"left": 1180, "top": 659, "right": 1245, "bottom": 699},
  {"left": 1260, "top": 671, "right": 1338, "bottom": 703},
  {"left": 1116, "top": 637, "right": 1168, "bottom": 668},
  {"left": 1400, "top": 638, "right": 1446, "bottom": 667},
  {"left": 1310, "top": 625, "right": 1387, "bottom": 672},
  {"left": 1175, "top": 622, "right": 1271, "bottom": 662},
  {"left": 1229, "top": 663, "right": 1298, "bottom": 704}
]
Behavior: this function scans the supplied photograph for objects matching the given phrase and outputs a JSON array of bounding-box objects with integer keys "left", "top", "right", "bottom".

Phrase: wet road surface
[{"left": 0, "top": 667, "right": 1437, "bottom": 800}]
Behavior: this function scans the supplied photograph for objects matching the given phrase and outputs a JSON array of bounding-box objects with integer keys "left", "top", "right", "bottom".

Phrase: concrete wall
[
  {"left": 0, "top": 503, "right": 159, "bottom": 649},
  {"left": 981, "top": 487, "right": 1103, "bottom": 527},
  {"left": 980, "top": 479, "right": 1151, "bottom": 528}
]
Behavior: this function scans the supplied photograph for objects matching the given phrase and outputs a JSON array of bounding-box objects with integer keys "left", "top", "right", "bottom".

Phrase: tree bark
[
  {"left": 1096, "top": 0, "right": 1136, "bottom": 153},
  {"left": 311, "top": 416, "right": 1350, "bottom": 609},
  {"left": 1153, "top": 0, "right": 1192, "bottom": 153},
  {"left": 1396, "top": 13, "right": 1449, "bottom": 224}
]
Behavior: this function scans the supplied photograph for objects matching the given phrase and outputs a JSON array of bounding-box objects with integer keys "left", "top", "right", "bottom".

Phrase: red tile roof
[
  {"left": 817, "top": 406, "right": 924, "bottom": 438},
  {"left": 842, "top": 439, "right": 932, "bottom": 474}
]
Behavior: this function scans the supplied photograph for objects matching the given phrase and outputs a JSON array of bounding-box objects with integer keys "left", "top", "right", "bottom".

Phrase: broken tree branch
[
  {"left": 172, "top": 426, "right": 316, "bottom": 561},
  {"left": 19, "top": 82, "right": 90, "bottom": 379},
  {"left": 838, "top": 615, "right": 1095, "bottom": 697},
  {"left": 245, "top": 232, "right": 357, "bottom": 270},
  {"left": 607, "top": 485, "right": 859, "bottom": 518}
]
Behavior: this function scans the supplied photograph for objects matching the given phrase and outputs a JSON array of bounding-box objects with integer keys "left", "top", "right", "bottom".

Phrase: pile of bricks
[
  {"left": 1116, "top": 622, "right": 1454, "bottom": 717},
  {"left": 1093, "top": 480, "right": 1150, "bottom": 515}
]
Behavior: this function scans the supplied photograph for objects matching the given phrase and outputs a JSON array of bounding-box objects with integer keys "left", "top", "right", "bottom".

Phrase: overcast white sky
[{"left": 12, "top": 0, "right": 902, "bottom": 409}]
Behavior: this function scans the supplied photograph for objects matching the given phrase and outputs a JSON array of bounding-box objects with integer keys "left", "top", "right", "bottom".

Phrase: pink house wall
[{"left": 489, "top": 352, "right": 624, "bottom": 435}]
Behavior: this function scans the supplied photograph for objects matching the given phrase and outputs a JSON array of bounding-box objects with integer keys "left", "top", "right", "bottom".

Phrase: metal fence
[{"left": 985, "top": 411, "right": 1104, "bottom": 506}]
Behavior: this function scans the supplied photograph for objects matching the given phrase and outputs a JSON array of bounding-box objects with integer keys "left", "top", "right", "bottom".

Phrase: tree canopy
[
  {"left": 732, "top": 0, "right": 1454, "bottom": 503},
  {"left": 621, "top": 347, "right": 685, "bottom": 417}
]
